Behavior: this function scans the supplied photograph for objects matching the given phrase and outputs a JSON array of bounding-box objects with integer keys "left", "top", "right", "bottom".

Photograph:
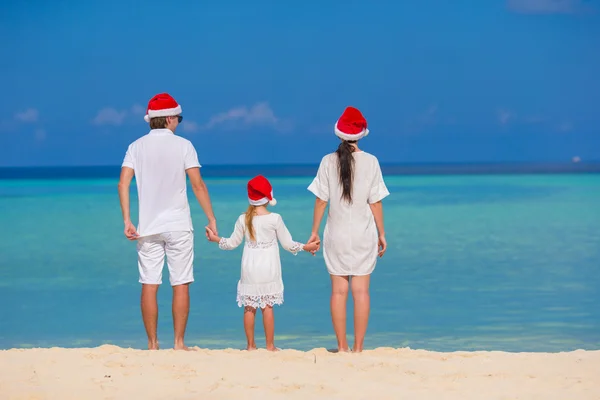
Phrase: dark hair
[
  {"left": 149, "top": 117, "right": 168, "bottom": 129},
  {"left": 336, "top": 140, "right": 356, "bottom": 203}
]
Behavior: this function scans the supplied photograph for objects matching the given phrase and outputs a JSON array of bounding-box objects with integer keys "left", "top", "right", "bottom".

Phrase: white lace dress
[{"left": 218, "top": 213, "right": 304, "bottom": 309}]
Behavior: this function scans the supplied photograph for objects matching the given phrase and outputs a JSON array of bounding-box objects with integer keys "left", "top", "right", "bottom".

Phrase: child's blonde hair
[{"left": 244, "top": 205, "right": 257, "bottom": 241}]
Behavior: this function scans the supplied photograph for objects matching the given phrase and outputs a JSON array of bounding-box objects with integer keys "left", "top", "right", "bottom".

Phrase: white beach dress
[
  {"left": 307, "top": 151, "right": 390, "bottom": 276},
  {"left": 218, "top": 213, "right": 304, "bottom": 309}
]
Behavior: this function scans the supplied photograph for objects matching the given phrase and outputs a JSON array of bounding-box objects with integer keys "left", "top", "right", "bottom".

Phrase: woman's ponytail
[{"left": 335, "top": 140, "right": 356, "bottom": 203}]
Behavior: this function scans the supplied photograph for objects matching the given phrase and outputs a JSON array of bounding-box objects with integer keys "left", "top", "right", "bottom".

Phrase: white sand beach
[{"left": 1, "top": 345, "right": 598, "bottom": 399}]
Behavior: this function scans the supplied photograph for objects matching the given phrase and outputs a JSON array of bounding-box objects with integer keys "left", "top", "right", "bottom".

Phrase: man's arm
[
  {"left": 186, "top": 167, "right": 218, "bottom": 234},
  {"left": 118, "top": 167, "right": 139, "bottom": 240}
]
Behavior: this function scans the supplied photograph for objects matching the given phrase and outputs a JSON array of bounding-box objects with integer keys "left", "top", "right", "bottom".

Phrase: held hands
[
  {"left": 303, "top": 239, "right": 321, "bottom": 256},
  {"left": 206, "top": 219, "right": 218, "bottom": 237},
  {"left": 124, "top": 220, "right": 139, "bottom": 240},
  {"left": 205, "top": 226, "right": 220, "bottom": 243},
  {"left": 305, "top": 232, "right": 321, "bottom": 255}
]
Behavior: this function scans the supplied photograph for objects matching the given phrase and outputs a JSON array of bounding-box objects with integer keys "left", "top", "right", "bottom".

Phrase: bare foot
[
  {"left": 173, "top": 345, "right": 197, "bottom": 351},
  {"left": 148, "top": 341, "right": 159, "bottom": 350},
  {"left": 266, "top": 346, "right": 280, "bottom": 352},
  {"left": 246, "top": 346, "right": 257, "bottom": 351},
  {"left": 338, "top": 347, "right": 350, "bottom": 353}
]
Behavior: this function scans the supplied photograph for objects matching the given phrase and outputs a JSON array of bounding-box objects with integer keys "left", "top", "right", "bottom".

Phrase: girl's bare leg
[
  {"left": 351, "top": 274, "right": 371, "bottom": 353},
  {"left": 261, "top": 305, "right": 278, "bottom": 351},
  {"left": 330, "top": 275, "right": 350, "bottom": 352},
  {"left": 244, "top": 306, "right": 257, "bottom": 350}
]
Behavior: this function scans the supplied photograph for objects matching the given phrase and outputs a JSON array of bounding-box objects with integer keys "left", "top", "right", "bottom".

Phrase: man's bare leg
[
  {"left": 172, "top": 282, "right": 193, "bottom": 350},
  {"left": 141, "top": 284, "right": 160, "bottom": 350},
  {"left": 244, "top": 306, "right": 257, "bottom": 350},
  {"left": 262, "top": 305, "right": 278, "bottom": 351}
]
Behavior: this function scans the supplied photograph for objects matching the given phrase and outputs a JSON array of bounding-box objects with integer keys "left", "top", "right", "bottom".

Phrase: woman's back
[
  {"left": 307, "top": 105, "right": 389, "bottom": 353},
  {"left": 312, "top": 151, "right": 387, "bottom": 218},
  {"left": 308, "top": 150, "right": 389, "bottom": 275}
]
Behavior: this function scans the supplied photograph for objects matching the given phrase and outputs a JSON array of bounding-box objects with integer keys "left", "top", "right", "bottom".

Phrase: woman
[{"left": 307, "top": 106, "right": 389, "bottom": 353}]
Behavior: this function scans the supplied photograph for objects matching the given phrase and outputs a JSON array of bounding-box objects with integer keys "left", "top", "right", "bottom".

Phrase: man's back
[
  {"left": 118, "top": 92, "right": 216, "bottom": 351},
  {"left": 122, "top": 128, "right": 200, "bottom": 237}
]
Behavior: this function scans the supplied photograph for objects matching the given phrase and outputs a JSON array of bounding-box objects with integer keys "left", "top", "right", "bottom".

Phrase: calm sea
[{"left": 0, "top": 164, "right": 599, "bottom": 352}]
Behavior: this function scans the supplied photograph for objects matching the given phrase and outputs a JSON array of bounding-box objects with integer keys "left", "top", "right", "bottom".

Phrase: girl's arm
[
  {"left": 206, "top": 216, "right": 245, "bottom": 250},
  {"left": 275, "top": 215, "right": 318, "bottom": 255}
]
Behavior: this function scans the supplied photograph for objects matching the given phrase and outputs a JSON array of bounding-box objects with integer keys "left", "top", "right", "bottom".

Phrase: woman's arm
[
  {"left": 307, "top": 156, "right": 330, "bottom": 246},
  {"left": 368, "top": 201, "right": 385, "bottom": 237},
  {"left": 311, "top": 197, "right": 328, "bottom": 238},
  {"left": 308, "top": 197, "right": 327, "bottom": 247},
  {"left": 369, "top": 201, "right": 387, "bottom": 257}
]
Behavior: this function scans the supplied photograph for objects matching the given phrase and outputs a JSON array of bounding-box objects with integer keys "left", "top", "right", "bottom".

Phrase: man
[{"left": 118, "top": 92, "right": 217, "bottom": 350}]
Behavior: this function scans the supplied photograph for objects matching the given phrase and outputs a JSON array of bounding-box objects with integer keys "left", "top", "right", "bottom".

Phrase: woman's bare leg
[
  {"left": 351, "top": 274, "right": 371, "bottom": 352},
  {"left": 244, "top": 306, "right": 257, "bottom": 350},
  {"left": 330, "top": 275, "right": 350, "bottom": 352},
  {"left": 261, "top": 305, "right": 278, "bottom": 351}
]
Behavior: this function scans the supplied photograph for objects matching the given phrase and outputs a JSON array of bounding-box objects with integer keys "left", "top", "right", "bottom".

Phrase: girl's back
[
  {"left": 241, "top": 213, "right": 281, "bottom": 246},
  {"left": 224, "top": 212, "right": 303, "bottom": 253},
  {"left": 205, "top": 174, "right": 318, "bottom": 352}
]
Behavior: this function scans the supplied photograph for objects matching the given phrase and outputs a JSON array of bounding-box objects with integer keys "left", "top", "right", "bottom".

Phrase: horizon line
[
  {"left": 2, "top": 162, "right": 600, "bottom": 180},
  {"left": 1, "top": 160, "right": 600, "bottom": 169}
]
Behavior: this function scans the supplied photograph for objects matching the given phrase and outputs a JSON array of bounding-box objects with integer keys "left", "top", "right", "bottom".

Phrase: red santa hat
[
  {"left": 334, "top": 106, "right": 369, "bottom": 141},
  {"left": 143, "top": 93, "right": 182, "bottom": 122},
  {"left": 247, "top": 175, "right": 277, "bottom": 206}
]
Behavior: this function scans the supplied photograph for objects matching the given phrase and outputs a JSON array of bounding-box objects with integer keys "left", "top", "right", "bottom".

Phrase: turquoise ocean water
[{"left": 0, "top": 165, "right": 599, "bottom": 352}]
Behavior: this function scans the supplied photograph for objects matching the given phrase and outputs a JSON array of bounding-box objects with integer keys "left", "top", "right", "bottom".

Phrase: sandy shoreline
[{"left": 1, "top": 345, "right": 598, "bottom": 400}]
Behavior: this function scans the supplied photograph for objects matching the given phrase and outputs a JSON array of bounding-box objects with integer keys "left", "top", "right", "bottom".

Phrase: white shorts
[{"left": 136, "top": 231, "right": 194, "bottom": 286}]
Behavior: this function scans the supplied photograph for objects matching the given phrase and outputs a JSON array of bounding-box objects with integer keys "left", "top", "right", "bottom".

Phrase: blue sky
[{"left": 1, "top": 0, "right": 599, "bottom": 166}]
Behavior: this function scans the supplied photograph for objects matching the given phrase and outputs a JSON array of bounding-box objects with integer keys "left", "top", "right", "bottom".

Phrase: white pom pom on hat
[{"left": 248, "top": 175, "right": 277, "bottom": 206}]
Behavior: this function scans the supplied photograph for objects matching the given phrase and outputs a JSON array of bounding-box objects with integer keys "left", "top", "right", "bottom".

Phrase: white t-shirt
[{"left": 121, "top": 128, "right": 201, "bottom": 237}]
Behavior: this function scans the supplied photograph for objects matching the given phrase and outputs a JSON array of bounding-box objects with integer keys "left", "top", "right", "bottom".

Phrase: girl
[
  {"left": 205, "top": 175, "right": 320, "bottom": 351},
  {"left": 306, "top": 106, "right": 389, "bottom": 353}
]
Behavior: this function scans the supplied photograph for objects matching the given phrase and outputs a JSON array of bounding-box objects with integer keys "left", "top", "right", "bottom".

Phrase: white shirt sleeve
[
  {"left": 307, "top": 156, "right": 330, "bottom": 201},
  {"left": 218, "top": 216, "right": 245, "bottom": 250},
  {"left": 184, "top": 141, "right": 201, "bottom": 170},
  {"left": 122, "top": 145, "right": 135, "bottom": 169},
  {"left": 368, "top": 158, "right": 390, "bottom": 204},
  {"left": 275, "top": 215, "right": 304, "bottom": 255}
]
